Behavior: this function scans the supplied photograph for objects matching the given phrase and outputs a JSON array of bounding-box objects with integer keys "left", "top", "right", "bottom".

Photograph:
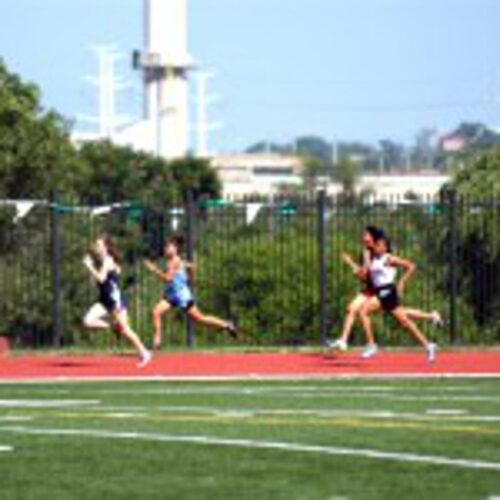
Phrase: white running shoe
[
  {"left": 137, "top": 350, "right": 152, "bottom": 368},
  {"left": 361, "top": 344, "right": 378, "bottom": 359},
  {"left": 426, "top": 343, "right": 437, "bottom": 364},
  {"left": 431, "top": 311, "right": 444, "bottom": 328},
  {"left": 328, "top": 339, "right": 348, "bottom": 351}
]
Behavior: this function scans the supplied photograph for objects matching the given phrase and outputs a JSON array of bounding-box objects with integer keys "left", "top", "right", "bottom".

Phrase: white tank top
[{"left": 369, "top": 253, "right": 397, "bottom": 288}]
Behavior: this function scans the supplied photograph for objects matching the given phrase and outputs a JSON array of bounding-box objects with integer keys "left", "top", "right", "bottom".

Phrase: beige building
[
  {"left": 210, "top": 154, "right": 303, "bottom": 197},
  {"left": 211, "top": 153, "right": 449, "bottom": 200},
  {"left": 346, "top": 172, "right": 449, "bottom": 200}
]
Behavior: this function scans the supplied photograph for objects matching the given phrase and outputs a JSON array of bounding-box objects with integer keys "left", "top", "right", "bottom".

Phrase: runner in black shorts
[{"left": 358, "top": 234, "right": 442, "bottom": 362}]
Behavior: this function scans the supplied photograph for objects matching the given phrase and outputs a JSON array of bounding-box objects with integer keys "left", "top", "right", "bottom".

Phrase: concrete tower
[{"left": 134, "top": 0, "right": 193, "bottom": 159}]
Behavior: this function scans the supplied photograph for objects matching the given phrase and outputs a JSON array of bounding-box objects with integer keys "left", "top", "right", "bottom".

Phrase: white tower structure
[{"left": 134, "top": 0, "right": 194, "bottom": 159}]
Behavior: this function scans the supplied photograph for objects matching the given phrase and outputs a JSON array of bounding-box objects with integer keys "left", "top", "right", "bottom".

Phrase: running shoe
[
  {"left": 137, "top": 350, "right": 152, "bottom": 368},
  {"left": 327, "top": 338, "right": 348, "bottom": 351},
  {"left": 361, "top": 344, "right": 378, "bottom": 359},
  {"left": 426, "top": 343, "right": 437, "bottom": 364}
]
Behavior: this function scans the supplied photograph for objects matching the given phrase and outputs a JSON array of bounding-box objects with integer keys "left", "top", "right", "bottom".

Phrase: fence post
[
  {"left": 185, "top": 189, "right": 195, "bottom": 348},
  {"left": 50, "top": 190, "right": 62, "bottom": 348},
  {"left": 448, "top": 188, "right": 459, "bottom": 344},
  {"left": 317, "top": 189, "right": 328, "bottom": 344}
]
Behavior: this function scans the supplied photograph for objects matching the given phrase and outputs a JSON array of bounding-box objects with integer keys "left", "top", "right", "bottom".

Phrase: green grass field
[{"left": 0, "top": 378, "right": 499, "bottom": 499}]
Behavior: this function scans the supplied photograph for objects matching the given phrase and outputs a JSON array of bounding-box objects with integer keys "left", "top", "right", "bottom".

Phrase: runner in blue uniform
[
  {"left": 145, "top": 235, "right": 237, "bottom": 350},
  {"left": 83, "top": 236, "right": 152, "bottom": 367}
]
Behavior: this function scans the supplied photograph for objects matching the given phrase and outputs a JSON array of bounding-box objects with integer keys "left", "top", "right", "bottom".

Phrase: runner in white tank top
[{"left": 358, "top": 235, "right": 442, "bottom": 363}]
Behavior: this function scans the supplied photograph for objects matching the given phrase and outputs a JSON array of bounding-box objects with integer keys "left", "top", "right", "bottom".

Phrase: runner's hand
[{"left": 83, "top": 255, "right": 93, "bottom": 268}]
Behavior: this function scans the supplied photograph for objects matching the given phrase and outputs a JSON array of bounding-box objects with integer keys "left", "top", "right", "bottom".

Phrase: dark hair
[
  {"left": 103, "top": 235, "right": 121, "bottom": 263},
  {"left": 365, "top": 225, "right": 385, "bottom": 241},
  {"left": 365, "top": 226, "right": 393, "bottom": 252},
  {"left": 168, "top": 235, "right": 185, "bottom": 251}
]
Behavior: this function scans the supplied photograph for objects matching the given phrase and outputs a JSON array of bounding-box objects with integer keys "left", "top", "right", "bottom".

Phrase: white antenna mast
[
  {"left": 195, "top": 71, "right": 223, "bottom": 157},
  {"left": 79, "top": 45, "right": 131, "bottom": 139}
]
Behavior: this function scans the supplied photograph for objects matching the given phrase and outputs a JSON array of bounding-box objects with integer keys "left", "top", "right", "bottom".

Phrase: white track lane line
[
  {"left": 0, "top": 445, "right": 13, "bottom": 452},
  {"left": 0, "top": 426, "right": 499, "bottom": 472},
  {"left": 0, "top": 400, "right": 100, "bottom": 409},
  {"left": 57, "top": 404, "right": 500, "bottom": 424},
  {"left": 0, "top": 416, "right": 34, "bottom": 422},
  {"left": 0, "top": 373, "right": 499, "bottom": 383}
]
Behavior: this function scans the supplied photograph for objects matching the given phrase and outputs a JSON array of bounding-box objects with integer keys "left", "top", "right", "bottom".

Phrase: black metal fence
[{"left": 0, "top": 191, "right": 498, "bottom": 349}]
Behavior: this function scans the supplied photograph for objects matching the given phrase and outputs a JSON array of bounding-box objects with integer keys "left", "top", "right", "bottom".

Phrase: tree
[
  {"left": 295, "top": 136, "right": 333, "bottom": 164},
  {"left": 169, "top": 155, "right": 221, "bottom": 201},
  {"left": 335, "top": 157, "right": 359, "bottom": 199},
  {"left": 245, "top": 141, "right": 292, "bottom": 155},
  {"left": 300, "top": 156, "right": 329, "bottom": 195},
  {"left": 0, "top": 59, "right": 81, "bottom": 198},
  {"left": 414, "top": 128, "right": 437, "bottom": 169},
  {"left": 379, "top": 139, "right": 405, "bottom": 172},
  {"left": 438, "top": 147, "right": 500, "bottom": 335}
]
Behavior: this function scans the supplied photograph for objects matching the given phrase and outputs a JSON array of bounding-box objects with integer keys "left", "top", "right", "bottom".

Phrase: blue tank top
[{"left": 166, "top": 266, "right": 189, "bottom": 296}]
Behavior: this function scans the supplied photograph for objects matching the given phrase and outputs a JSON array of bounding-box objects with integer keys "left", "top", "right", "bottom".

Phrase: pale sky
[{"left": 1, "top": 0, "right": 500, "bottom": 152}]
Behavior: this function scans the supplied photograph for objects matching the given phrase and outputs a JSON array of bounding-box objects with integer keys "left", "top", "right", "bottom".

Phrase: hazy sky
[{"left": 1, "top": 0, "right": 500, "bottom": 152}]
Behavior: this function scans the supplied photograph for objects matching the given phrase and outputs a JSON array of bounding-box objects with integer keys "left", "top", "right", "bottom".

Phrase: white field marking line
[
  {"left": 63, "top": 405, "right": 500, "bottom": 424},
  {"left": 156, "top": 407, "right": 500, "bottom": 424},
  {"left": 271, "top": 393, "right": 500, "bottom": 403},
  {"left": 90, "top": 385, "right": 397, "bottom": 396},
  {"left": 81, "top": 386, "right": 500, "bottom": 404},
  {"left": 0, "top": 389, "right": 71, "bottom": 395},
  {"left": 104, "top": 413, "right": 149, "bottom": 419},
  {"left": 426, "top": 409, "right": 469, "bottom": 416},
  {"left": 1, "top": 425, "right": 500, "bottom": 472},
  {"left": 15, "top": 405, "right": 500, "bottom": 423},
  {"left": 83, "top": 386, "right": 487, "bottom": 400},
  {"left": 0, "top": 445, "right": 13, "bottom": 453},
  {"left": 0, "top": 416, "right": 34, "bottom": 422},
  {"left": 0, "top": 399, "right": 101, "bottom": 409},
  {"left": 0, "top": 373, "right": 500, "bottom": 384}
]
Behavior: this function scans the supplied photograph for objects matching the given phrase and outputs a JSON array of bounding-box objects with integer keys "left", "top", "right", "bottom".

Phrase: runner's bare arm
[
  {"left": 83, "top": 254, "right": 108, "bottom": 283},
  {"left": 388, "top": 254, "right": 416, "bottom": 295},
  {"left": 144, "top": 259, "right": 176, "bottom": 283}
]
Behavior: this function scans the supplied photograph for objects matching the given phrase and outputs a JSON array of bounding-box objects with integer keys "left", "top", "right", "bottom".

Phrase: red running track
[{"left": 0, "top": 350, "right": 499, "bottom": 380}]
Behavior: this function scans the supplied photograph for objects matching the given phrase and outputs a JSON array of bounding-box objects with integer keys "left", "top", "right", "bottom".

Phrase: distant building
[
  {"left": 440, "top": 133, "right": 467, "bottom": 153},
  {"left": 328, "top": 172, "right": 450, "bottom": 200},
  {"left": 210, "top": 154, "right": 303, "bottom": 197},
  {"left": 439, "top": 123, "right": 500, "bottom": 153}
]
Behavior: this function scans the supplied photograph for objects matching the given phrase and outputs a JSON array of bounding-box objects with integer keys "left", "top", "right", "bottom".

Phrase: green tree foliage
[
  {"left": 447, "top": 148, "right": 500, "bottom": 334},
  {"left": 379, "top": 139, "right": 404, "bottom": 171},
  {"left": 0, "top": 59, "right": 81, "bottom": 197},
  {"left": 335, "top": 158, "right": 359, "bottom": 199},
  {"left": 76, "top": 142, "right": 220, "bottom": 204},
  {"left": 300, "top": 156, "right": 329, "bottom": 194},
  {"left": 169, "top": 156, "right": 221, "bottom": 201}
]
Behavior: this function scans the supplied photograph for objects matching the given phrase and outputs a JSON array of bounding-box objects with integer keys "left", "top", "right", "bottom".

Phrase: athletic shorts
[
  {"left": 361, "top": 276, "right": 376, "bottom": 297},
  {"left": 99, "top": 290, "right": 127, "bottom": 314},
  {"left": 164, "top": 287, "right": 195, "bottom": 312},
  {"left": 375, "top": 284, "right": 400, "bottom": 313},
  {"left": 361, "top": 287, "right": 375, "bottom": 297}
]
